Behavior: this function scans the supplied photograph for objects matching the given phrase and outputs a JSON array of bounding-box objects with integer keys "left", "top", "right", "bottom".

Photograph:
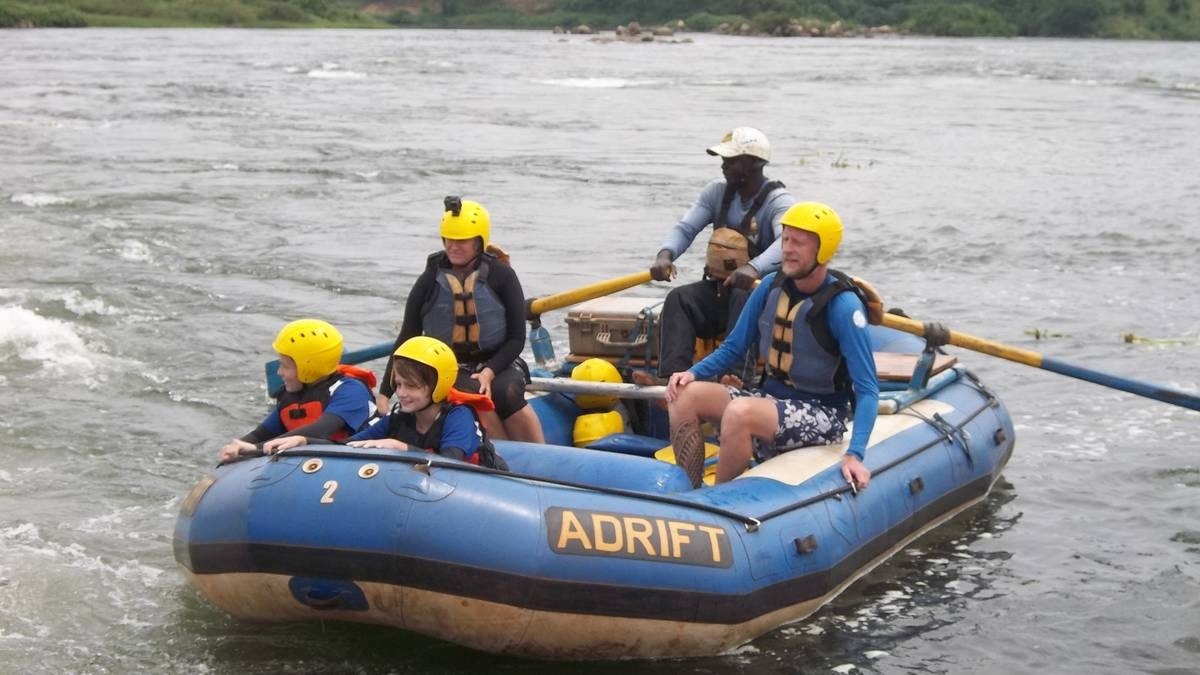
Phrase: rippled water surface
[{"left": 1, "top": 29, "right": 1198, "bottom": 674}]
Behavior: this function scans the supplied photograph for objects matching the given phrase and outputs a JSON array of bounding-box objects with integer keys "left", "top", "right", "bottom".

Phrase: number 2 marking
[{"left": 321, "top": 480, "right": 338, "bottom": 504}]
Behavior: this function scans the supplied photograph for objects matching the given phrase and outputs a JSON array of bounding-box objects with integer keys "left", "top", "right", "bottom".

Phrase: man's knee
[
  {"left": 668, "top": 381, "right": 727, "bottom": 420},
  {"left": 722, "top": 397, "right": 776, "bottom": 434}
]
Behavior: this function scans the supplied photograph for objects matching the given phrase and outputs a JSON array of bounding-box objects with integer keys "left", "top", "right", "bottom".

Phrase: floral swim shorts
[{"left": 725, "top": 386, "right": 849, "bottom": 460}]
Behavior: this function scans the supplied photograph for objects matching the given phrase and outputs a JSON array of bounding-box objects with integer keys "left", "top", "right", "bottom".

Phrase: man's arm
[
  {"left": 656, "top": 180, "right": 724, "bottom": 260},
  {"left": 828, "top": 294, "right": 879, "bottom": 461}
]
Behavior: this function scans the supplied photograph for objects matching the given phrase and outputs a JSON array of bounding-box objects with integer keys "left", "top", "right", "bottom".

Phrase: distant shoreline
[{"left": 3, "top": 0, "right": 1198, "bottom": 40}]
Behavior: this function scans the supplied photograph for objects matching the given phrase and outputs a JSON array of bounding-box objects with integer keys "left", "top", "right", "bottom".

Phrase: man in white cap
[{"left": 647, "top": 127, "right": 796, "bottom": 380}]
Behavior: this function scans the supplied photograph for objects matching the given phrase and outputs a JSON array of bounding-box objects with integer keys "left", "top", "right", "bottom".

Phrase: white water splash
[
  {"left": 10, "top": 193, "right": 72, "bottom": 207},
  {"left": 537, "top": 77, "right": 662, "bottom": 88},
  {"left": 306, "top": 63, "right": 366, "bottom": 79},
  {"left": 0, "top": 306, "right": 101, "bottom": 378},
  {"left": 118, "top": 239, "right": 152, "bottom": 263}
]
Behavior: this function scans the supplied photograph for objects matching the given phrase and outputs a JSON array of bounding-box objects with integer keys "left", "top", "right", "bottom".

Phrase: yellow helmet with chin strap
[
  {"left": 393, "top": 335, "right": 458, "bottom": 403},
  {"left": 440, "top": 195, "right": 490, "bottom": 249},
  {"left": 780, "top": 201, "right": 842, "bottom": 264},
  {"left": 571, "top": 358, "right": 623, "bottom": 410},
  {"left": 273, "top": 319, "right": 344, "bottom": 384}
]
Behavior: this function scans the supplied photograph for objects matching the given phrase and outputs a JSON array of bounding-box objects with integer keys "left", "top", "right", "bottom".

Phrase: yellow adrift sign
[{"left": 546, "top": 507, "right": 733, "bottom": 568}]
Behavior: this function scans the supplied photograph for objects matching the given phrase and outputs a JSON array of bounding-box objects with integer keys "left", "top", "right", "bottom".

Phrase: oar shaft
[
  {"left": 880, "top": 313, "right": 1044, "bottom": 366},
  {"left": 528, "top": 271, "right": 653, "bottom": 317},
  {"left": 1040, "top": 357, "right": 1200, "bottom": 411},
  {"left": 879, "top": 313, "right": 1200, "bottom": 411},
  {"left": 528, "top": 377, "right": 667, "bottom": 401},
  {"left": 528, "top": 377, "right": 904, "bottom": 413}
]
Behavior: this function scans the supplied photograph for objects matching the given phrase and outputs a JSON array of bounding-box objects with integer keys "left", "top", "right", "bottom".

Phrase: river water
[{"left": 1, "top": 28, "right": 1198, "bottom": 674}]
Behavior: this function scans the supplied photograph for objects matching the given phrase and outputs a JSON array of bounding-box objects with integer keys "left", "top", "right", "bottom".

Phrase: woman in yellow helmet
[
  {"left": 217, "top": 319, "right": 376, "bottom": 463},
  {"left": 377, "top": 196, "right": 544, "bottom": 444}
]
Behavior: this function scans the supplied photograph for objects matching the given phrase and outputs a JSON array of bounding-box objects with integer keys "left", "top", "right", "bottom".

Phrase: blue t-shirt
[
  {"left": 351, "top": 404, "right": 483, "bottom": 461},
  {"left": 259, "top": 377, "right": 373, "bottom": 438},
  {"left": 658, "top": 178, "right": 795, "bottom": 275},
  {"left": 690, "top": 272, "right": 879, "bottom": 459}
]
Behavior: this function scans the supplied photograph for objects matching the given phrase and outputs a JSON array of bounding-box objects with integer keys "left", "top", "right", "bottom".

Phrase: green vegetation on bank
[
  {"left": 3, "top": 0, "right": 1199, "bottom": 39},
  {"left": 0, "top": 0, "right": 381, "bottom": 27}
]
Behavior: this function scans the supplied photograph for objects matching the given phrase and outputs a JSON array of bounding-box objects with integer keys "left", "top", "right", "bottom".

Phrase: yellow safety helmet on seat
[
  {"left": 573, "top": 410, "right": 624, "bottom": 448},
  {"left": 440, "top": 195, "right": 490, "bottom": 249},
  {"left": 393, "top": 336, "right": 459, "bottom": 403},
  {"left": 571, "top": 358, "right": 622, "bottom": 410},
  {"left": 273, "top": 319, "right": 344, "bottom": 385},
  {"left": 780, "top": 201, "right": 843, "bottom": 264}
]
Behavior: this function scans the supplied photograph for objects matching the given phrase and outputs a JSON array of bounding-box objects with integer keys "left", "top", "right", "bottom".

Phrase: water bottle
[{"left": 529, "top": 323, "right": 559, "bottom": 372}]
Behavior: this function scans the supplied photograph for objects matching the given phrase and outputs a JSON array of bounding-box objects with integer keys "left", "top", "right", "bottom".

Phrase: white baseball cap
[{"left": 706, "top": 127, "right": 770, "bottom": 162}]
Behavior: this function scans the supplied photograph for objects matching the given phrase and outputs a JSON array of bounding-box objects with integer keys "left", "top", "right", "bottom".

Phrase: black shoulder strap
[
  {"left": 804, "top": 269, "right": 861, "bottom": 355},
  {"left": 714, "top": 182, "right": 737, "bottom": 229},
  {"left": 735, "top": 180, "right": 785, "bottom": 234}
]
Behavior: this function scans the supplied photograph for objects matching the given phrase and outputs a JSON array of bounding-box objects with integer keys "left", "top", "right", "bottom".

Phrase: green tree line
[{"left": 3, "top": 0, "right": 1199, "bottom": 39}]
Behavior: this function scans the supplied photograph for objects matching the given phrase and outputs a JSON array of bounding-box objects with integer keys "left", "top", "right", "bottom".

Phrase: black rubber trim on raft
[{"left": 178, "top": 442, "right": 1011, "bottom": 625}]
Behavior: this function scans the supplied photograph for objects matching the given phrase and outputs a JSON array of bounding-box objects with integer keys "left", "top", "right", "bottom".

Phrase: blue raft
[{"left": 174, "top": 326, "right": 1014, "bottom": 659}]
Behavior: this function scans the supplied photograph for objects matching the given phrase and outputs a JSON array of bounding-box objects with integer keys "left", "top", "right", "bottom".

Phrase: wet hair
[{"left": 392, "top": 356, "right": 439, "bottom": 396}]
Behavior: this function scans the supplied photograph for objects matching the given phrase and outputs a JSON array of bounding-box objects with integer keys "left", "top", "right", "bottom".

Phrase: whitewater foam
[
  {"left": 10, "top": 193, "right": 72, "bottom": 207},
  {"left": 0, "top": 305, "right": 102, "bottom": 378}
]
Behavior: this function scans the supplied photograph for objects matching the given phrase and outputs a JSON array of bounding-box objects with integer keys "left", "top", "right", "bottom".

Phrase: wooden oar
[
  {"left": 527, "top": 270, "right": 654, "bottom": 318},
  {"left": 879, "top": 312, "right": 1200, "bottom": 412}
]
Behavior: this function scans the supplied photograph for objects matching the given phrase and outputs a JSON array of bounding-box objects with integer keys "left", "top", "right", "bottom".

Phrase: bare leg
[
  {"left": 501, "top": 405, "right": 545, "bottom": 444},
  {"left": 667, "top": 381, "right": 738, "bottom": 488},
  {"left": 480, "top": 410, "right": 507, "bottom": 440},
  {"left": 714, "top": 397, "right": 779, "bottom": 483},
  {"left": 667, "top": 381, "right": 736, "bottom": 437}
]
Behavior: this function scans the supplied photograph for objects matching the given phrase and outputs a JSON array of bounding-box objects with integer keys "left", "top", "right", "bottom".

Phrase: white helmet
[{"left": 706, "top": 127, "right": 770, "bottom": 162}]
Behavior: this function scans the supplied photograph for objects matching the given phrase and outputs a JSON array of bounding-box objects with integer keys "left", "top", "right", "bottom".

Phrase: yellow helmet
[
  {"left": 273, "top": 319, "right": 343, "bottom": 384},
  {"left": 393, "top": 335, "right": 458, "bottom": 403},
  {"left": 440, "top": 196, "right": 490, "bottom": 249},
  {"left": 573, "top": 410, "right": 624, "bottom": 447},
  {"left": 571, "top": 358, "right": 622, "bottom": 410},
  {"left": 780, "top": 202, "right": 843, "bottom": 264}
]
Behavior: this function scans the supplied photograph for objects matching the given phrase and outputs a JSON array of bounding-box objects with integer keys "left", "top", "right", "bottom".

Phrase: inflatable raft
[{"left": 174, "top": 325, "right": 1014, "bottom": 659}]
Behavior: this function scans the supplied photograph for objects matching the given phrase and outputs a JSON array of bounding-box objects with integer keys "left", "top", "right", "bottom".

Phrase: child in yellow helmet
[
  {"left": 265, "top": 337, "right": 504, "bottom": 469},
  {"left": 217, "top": 319, "right": 375, "bottom": 463}
]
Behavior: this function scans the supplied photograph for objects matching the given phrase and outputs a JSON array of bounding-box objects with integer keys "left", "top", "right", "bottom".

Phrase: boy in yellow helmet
[
  {"left": 664, "top": 203, "right": 876, "bottom": 491},
  {"left": 218, "top": 319, "right": 375, "bottom": 463}
]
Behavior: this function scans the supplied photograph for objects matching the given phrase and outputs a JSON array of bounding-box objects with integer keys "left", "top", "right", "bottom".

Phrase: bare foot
[
  {"left": 631, "top": 370, "right": 662, "bottom": 386},
  {"left": 718, "top": 373, "right": 744, "bottom": 388},
  {"left": 632, "top": 370, "right": 667, "bottom": 410}
]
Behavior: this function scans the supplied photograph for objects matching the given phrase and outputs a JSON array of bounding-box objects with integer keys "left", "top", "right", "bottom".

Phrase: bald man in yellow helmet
[{"left": 664, "top": 203, "right": 877, "bottom": 491}]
